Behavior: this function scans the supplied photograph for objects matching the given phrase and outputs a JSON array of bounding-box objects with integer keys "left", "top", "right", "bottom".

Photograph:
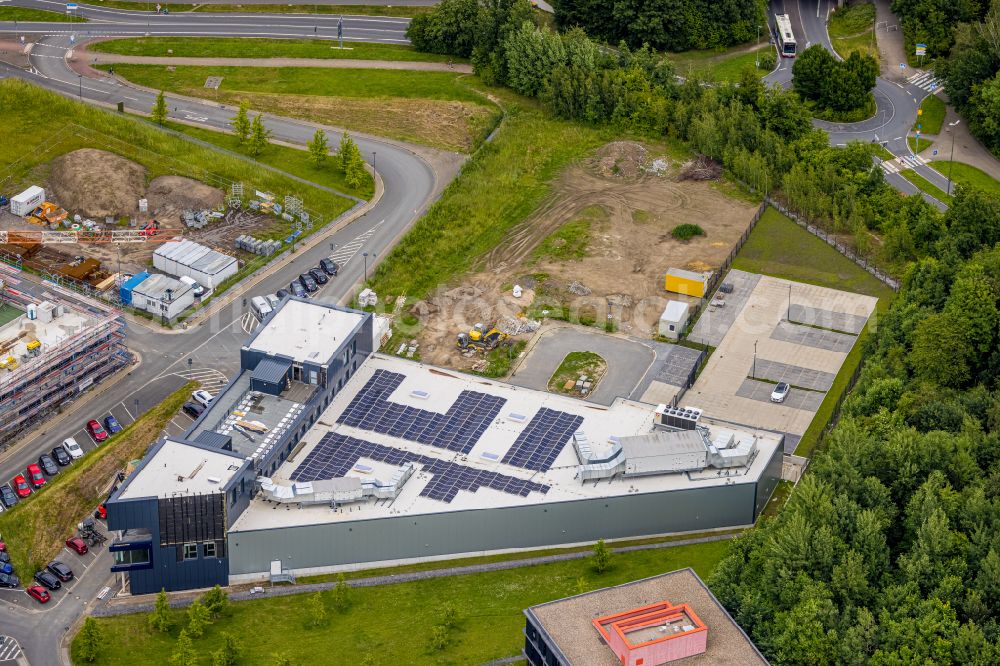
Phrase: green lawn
[
  {"left": 930, "top": 160, "right": 1000, "bottom": 197},
  {"left": 74, "top": 539, "right": 731, "bottom": 666},
  {"left": 0, "top": 6, "right": 86, "bottom": 21},
  {"left": 530, "top": 205, "right": 603, "bottom": 263},
  {"left": 828, "top": 1, "right": 878, "bottom": 63},
  {"left": 912, "top": 94, "right": 945, "bottom": 134},
  {"left": 548, "top": 351, "right": 606, "bottom": 393},
  {"left": 84, "top": 0, "right": 430, "bottom": 16},
  {"left": 88, "top": 37, "right": 459, "bottom": 63},
  {"left": 908, "top": 136, "right": 934, "bottom": 154},
  {"left": 901, "top": 168, "right": 953, "bottom": 203},
  {"left": 0, "top": 302, "right": 23, "bottom": 328},
  {"left": 668, "top": 44, "right": 771, "bottom": 83}
]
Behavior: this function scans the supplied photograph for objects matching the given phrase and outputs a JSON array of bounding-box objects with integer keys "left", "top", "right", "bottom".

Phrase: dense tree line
[
  {"left": 792, "top": 45, "right": 878, "bottom": 113},
  {"left": 551, "top": 0, "right": 765, "bottom": 52},
  {"left": 891, "top": 0, "right": 987, "bottom": 58}
]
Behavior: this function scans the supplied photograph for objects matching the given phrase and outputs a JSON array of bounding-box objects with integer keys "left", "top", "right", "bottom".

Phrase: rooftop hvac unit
[{"left": 655, "top": 404, "right": 703, "bottom": 430}]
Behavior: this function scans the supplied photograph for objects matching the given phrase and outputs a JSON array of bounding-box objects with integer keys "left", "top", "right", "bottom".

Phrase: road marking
[
  {"left": 329, "top": 219, "right": 384, "bottom": 266},
  {"left": 0, "top": 635, "right": 22, "bottom": 662},
  {"left": 97, "top": 586, "right": 111, "bottom": 600},
  {"left": 240, "top": 311, "right": 256, "bottom": 335}
]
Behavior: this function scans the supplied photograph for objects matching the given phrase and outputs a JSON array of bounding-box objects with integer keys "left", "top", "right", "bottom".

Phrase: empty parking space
[
  {"left": 770, "top": 320, "right": 857, "bottom": 353},
  {"left": 736, "top": 379, "right": 825, "bottom": 411},
  {"left": 654, "top": 345, "right": 705, "bottom": 387},
  {"left": 0, "top": 535, "right": 103, "bottom": 612},
  {"left": 752, "top": 359, "right": 836, "bottom": 392},
  {"left": 788, "top": 303, "right": 868, "bottom": 334},
  {"left": 688, "top": 269, "right": 761, "bottom": 347}
]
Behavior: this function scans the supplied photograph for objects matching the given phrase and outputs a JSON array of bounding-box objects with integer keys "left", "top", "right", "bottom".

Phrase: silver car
[{"left": 770, "top": 383, "right": 790, "bottom": 403}]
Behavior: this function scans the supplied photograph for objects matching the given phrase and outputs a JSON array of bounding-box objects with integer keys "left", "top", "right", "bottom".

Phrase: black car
[
  {"left": 0, "top": 485, "right": 16, "bottom": 509},
  {"left": 33, "top": 570, "right": 61, "bottom": 591},
  {"left": 298, "top": 273, "right": 318, "bottom": 293},
  {"left": 50, "top": 446, "right": 71, "bottom": 467},
  {"left": 46, "top": 561, "right": 74, "bottom": 582},
  {"left": 182, "top": 401, "right": 205, "bottom": 419},
  {"left": 275, "top": 288, "right": 290, "bottom": 300},
  {"left": 319, "top": 258, "right": 339, "bottom": 277},
  {"left": 37, "top": 454, "right": 58, "bottom": 477},
  {"left": 308, "top": 268, "right": 329, "bottom": 285},
  {"left": 289, "top": 281, "right": 307, "bottom": 298},
  {"left": 0, "top": 573, "right": 19, "bottom": 588}
]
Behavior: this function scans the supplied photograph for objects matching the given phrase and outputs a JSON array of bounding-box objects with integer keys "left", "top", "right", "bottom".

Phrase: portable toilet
[
  {"left": 120, "top": 271, "right": 150, "bottom": 306},
  {"left": 658, "top": 300, "right": 691, "bottom": 340},
  {"left": 665, "top": 268, "right": 710, "bottom": 298}
]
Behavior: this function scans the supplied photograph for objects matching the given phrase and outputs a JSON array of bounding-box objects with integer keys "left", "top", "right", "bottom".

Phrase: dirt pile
[
  {"left": 589, "top": 141, "right": 649, "bottom": 179},
  {"left": 47, "top": 149, "right": 146, "bottom": 219},
  {"left": 679, "top": 155, "right": 722, "bottom": 181},
  {"left": 145, "top": 176, "right": 224, "bottom": 217}
]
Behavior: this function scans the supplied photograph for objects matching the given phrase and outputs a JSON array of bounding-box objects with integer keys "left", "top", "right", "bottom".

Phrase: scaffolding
[{"left": 0, "top": 284, "right": 129, "bottom": 446}]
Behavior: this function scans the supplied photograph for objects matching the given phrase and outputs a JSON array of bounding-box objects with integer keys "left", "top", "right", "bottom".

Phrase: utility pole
[
  {"left": 755, "top": 24, "right": 761, "bottom": 67},
  {"left": 946, "top": 119, "right": 960, "bottom": 195},
  {"left": 753, "top": 340, "right": 757, "bottom": 379}
]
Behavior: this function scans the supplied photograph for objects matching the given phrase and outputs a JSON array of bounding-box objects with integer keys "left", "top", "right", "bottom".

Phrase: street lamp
[
  {"left": 946, "top": 119, "right": 961, "bottom": 195},
  {"left": 78, "top": 74, "right": 82, "bottom": 99},
  {"left": 372, "top": 151, "right": 377, "bottom": 175},
  {"left": 753, "top": 340, "right": 757, "bottom": 379},
  {"left": 755, "top": 24, "right": 761, "bottom": 68}
]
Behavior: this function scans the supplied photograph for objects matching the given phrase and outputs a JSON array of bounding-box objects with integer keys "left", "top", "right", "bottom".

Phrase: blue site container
[{"left": 120, "top": 271, "right": 149, "bottom": 306}]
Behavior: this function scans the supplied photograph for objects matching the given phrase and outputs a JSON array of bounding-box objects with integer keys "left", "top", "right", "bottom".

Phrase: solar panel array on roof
[
  {"left": 501, "top": 408, "right": 584, "bottom": 471},
  {"left": 290, "top": 433, "right": 548, "bottom": 504},
  {"left": 338, "top": 370, "right": 506, "bottom": 454}
]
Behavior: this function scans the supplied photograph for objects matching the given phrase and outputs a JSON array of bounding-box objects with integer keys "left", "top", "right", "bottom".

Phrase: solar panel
[{"left": 501, "top": 408, "right": 584, "bottom": 472}]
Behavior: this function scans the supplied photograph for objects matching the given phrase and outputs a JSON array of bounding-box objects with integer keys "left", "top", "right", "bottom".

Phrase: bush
[
  {"left": 758, "top": 50, "right": 777, "bottom": 70},
  {"left": 672, "top": 224, "right": 706, "bottom": 241}
]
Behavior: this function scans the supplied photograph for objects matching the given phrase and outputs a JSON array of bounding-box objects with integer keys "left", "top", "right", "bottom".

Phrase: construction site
[{"left": 0, "top": 277, "right": 130, "bottom": 446}]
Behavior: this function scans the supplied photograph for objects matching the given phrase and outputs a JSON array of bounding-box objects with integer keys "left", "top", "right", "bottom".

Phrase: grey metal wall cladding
[
  {"left": 227, "top": 483, "right": 758, "bottom": 576},
  {"left": 754, "top": 445, "right": 784, "bottom": 519}
]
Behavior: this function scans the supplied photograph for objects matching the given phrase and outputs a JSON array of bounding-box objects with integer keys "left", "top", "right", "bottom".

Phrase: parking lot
[{"left": 686, "top": 272, "right": 878, "bottom": 452}]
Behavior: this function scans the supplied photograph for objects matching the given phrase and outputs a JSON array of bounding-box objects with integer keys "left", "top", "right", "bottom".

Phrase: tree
[
  {"left": 76, "top": 617, "right": 103, "bottom": 664},
  {"left": 307, "top": 129, "right": 329, "bottom": 167},
  {"left": 211, "top": 632, "right": 242, "bottom": 666},
  {"left": 428, "top": 625, "right": 450, "bottom": 651},
  {"left": 232, "top": 100, "right": 252, "bottom": 145},
  {"left": 306, "top": 591, "right": 328, "bottom": 628},
  {"left": 247, "top": 114, "right": 272, "bottom": 158},
  {"left": 504, "top": 21, "right": 566, "bottom": 97},
  {"left": 792, "top": 45, "right": 837, "bottom": 103},
  {"left": 202, "top": 584, "right": 229, "bottom": 619},
  {"left": 186, "top": 598, "right": 211, "bottom": 638},
  {"left": 331, "top": 573, "right": 351, "bottom": 612},
  {"left": 440, "top": 603, "right": 458, "bottom": 629},
  {"left": 591, "top": 538, "right": 612, "bottom": 573},
  {"left": 151, "top": 90, "right": 168, "bottom": 126},
  {"left": 149, "top": 588, "right": 173, "bottom": 632},
  {"left": 338, "top": 133, "right": 367, "bottom": 189},
  {"left": 170, "top": 630, "right": 198, "bottom": 666},
  {"left": 406, "top": 0, "right": 480, "bottom": 57}
]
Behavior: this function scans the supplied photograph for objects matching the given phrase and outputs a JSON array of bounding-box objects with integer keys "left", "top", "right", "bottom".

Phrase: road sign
[
  {"left": 917, "top": 123, "right": 922, "bottom": 130},
  {"left": 918, "top": 109, "right": 923, "bottom": 116},
  {"left": 933, "top": 149, "right": 938, "bottom": 156},
  {"left": 916, "top": 43, "right": 927, "bottom": 56},
  {"left": 66, "top": 2, "right": 77, "bottom": 8},
  {"left": 900, "top": 63, "right": 906, "bottom": 69}
]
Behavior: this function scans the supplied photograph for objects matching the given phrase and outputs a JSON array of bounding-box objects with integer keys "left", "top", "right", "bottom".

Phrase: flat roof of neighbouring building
[
  {"left": 245, "top": 298, "right": 365, "bottom": 365},
  {"left": 526, "top": 568, "right": 768, "bottom": 665},
  {"left": 230, "top": 354, "right": 782, "bottom": 532},
  {"left": 132, "top": 273, "right": 192, "bottom": 302},
  {"left": 662, "top": 300, "right": 690, "bottom": 321},
  {"left": 118, "top": 439, "right": 246, "bottom": 500},
  {"left": 154, "top": 239, "right": 237, "bottom": 276}
]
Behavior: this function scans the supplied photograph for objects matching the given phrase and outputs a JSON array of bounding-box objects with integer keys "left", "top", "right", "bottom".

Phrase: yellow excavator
[{"left": 457, "top": 323, "right": 507, "bottom": 352}]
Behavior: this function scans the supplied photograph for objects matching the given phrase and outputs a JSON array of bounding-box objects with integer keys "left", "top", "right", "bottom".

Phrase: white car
[
  {"left": 62, "top": 437, "right": 84, "bottom": 460},
  {"left": 192, "top": 390, "right": 214, "bottom": 408},
  {"left": 770, "top": 383, "right": 791, "bottom": 403}
]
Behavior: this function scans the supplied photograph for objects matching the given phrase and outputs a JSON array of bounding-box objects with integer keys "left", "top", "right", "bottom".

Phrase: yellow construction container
[{"left": 664, "top": 268, "right": 709, "bottom": 298}]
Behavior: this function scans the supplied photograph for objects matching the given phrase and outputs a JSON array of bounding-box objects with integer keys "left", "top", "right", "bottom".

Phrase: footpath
[{"left": 80, "top": 51, "right": 474, "bottom": 73}]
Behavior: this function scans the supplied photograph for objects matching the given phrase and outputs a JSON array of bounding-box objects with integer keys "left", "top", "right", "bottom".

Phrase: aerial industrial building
[
  {"left": 0, "top": 281, "right": 129, "bottom": 446},
  {"left": 106, "top": 298, "right": 782, "bottom": 594}
]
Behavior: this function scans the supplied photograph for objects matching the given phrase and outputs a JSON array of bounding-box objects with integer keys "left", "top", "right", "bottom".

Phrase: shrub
[{"left": 672, "top": 224, "right": 706, "bottom": 241}]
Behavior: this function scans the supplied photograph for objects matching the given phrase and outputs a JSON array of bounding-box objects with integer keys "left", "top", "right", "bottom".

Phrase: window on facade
[
  {"left": 113, "top": 548, "right": 150, "bottom": 566},
  {"left": 183, "top": 543, "right": 198, "bottom": 560},
  {"left": 204, "top": 542, "right": 217, "bottom": 558},
  {"left": 669, "top": 324, "right": 675, "bottom": 331},
  {"left": 230, "top": 487, "right": 238, "bottom": 506}
]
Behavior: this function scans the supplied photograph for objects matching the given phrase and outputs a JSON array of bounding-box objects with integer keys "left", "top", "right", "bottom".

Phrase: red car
[
  {"left": 0, "top": 541, "right": 6, "bottom": 552},
  {"left": 86, "top": 420, "right": 108, "bottom": 443},
  {"left": 26, "top": 464, "right": 46, "bottom": 490},
  {"left": 65, "top": 537, "right": 88, "bottom": 555},
  {"left": 12, "top": 475, "right": 31, "bottom": 498},
  {"left": 26, "top": 585, "right": 51, "bottom": 604},
  {"left": 94, "top": 504, "right": 107, "bottom": 520}
]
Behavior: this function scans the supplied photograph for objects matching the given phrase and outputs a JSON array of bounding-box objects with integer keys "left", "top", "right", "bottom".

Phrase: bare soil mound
[
  {"left": 588, "top": 141, "right": 649, "bottom": 179},
  {"left": 47, "top": 149, "right": 146, "bottom": 219},
  {"left": 145, "top": 175, "right": 224, "bottom": 217}
]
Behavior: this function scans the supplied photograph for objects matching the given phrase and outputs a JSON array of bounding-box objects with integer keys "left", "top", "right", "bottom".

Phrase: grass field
[
  {"left": 731, "top": 206, "right": 896, "bottom": 458},
  {"left": 88, "top": 38, "right": 459, "bottom": 63},
  {"left": 103, "top": 65, "right": 498, "bottom": 151},
  {"left": 908, "top": 136, "right": 934, "bottom": 154},
  {"left": 828, "top": 1, "right": 878, "bottom": 63},
  {"left": 0, "top": 79, "right": 353, "bottom": 221},
  {"left": 901, "top": 169, "right": 953, "bottom": 203},
  {"left": 0, "top": 383, "right": 195, "bottom": 578},
  {"left": 85, "top": 0, "right": 430, "bottom": 16},
  {"left": 547, "top": 351, "right": 606, "bottom": 393},
  {"left": 73, "top": 539, "right": 731, "bottom": 666},
  {"left": 931, "top": 160, "right": 1000, "bottom": 197},
  {"left": 912, "top": 94, "right": 945, "bottom": 134},
  {"left": 0, "top": 302, "right": 23, "bottom": 328},
  {"left": 369, "top": 90, "right": 609, "bottom": 301},
  {"left": 0, "top": 6, "right": 86, "bottom": 21},
  {"left": 668, "top": 44, "right": 771, "bottom": 83}
]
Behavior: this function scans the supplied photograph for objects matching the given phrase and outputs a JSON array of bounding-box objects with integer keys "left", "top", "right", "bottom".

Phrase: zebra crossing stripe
[
  {"left": 0, "top": 636, "right": 22, "bottom": 662},
  {"left": 881, "top": 161, "right": 899, "bottom": 174}
]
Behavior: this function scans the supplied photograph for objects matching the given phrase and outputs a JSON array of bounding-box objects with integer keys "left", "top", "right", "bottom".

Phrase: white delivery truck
[
  {"left": 11, "top": 186, "right": 45, "bottom": 217},
  {"left": 250, "top": 296, "right": 273, "bottom": 321}
]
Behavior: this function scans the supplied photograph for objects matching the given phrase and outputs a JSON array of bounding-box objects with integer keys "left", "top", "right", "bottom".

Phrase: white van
[
  {"left": 265, "top": 293, "right": 281, "bottom": 310},
  {"left": 250, "top": 295, "right": 273, "bottom": 321},
  {"left": 178, "top": 275, "right": 207, "bottom": 298}
]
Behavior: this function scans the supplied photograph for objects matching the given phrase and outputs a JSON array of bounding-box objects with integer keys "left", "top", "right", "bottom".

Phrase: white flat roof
[
  {"left": 247, "top": 300, "right": 364, "bottom": 365},
  {"left": 231, "top": 354, "right": 782, "bottom": 532},
  {"left": 119, "top": 439, "right": 244, "bottom": 500}
]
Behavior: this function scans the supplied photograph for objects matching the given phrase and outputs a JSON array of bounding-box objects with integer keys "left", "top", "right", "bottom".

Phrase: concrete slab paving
[
  {"left": 688, "top": 269, "right": 760, "bottom": 347},
  {"left": 654, "top": 345, "right": 704, "bottom": 387},
  {"left": 788, "top": 304, "right": 868, "bottom": 334},
  {"left": 771, "top": 320, "right": 857, "bottom": 353},
  {"left": 752, "top": 359, "right": 836, "bottom": 392},
  {"left": 735, "top": 379, "right": 825, "bottom": 411}
]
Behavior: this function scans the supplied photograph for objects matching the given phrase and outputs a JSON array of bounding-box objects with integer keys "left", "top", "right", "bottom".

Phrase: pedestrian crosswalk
[
  {"left": 880, "top": 154, "right": 928, "bottom": 174},
  {"left": 907, "top": 71, "right": 942, "bottom": 93},
  {"left": 0, "top": 636, "right": 22, "bottom": 663}
]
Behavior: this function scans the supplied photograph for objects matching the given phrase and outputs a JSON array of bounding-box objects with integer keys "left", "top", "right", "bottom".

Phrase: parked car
[
  {"left": 46, "top": 561, "right": 74, "bottom": 582},
  {"left": 298, "top": 273, "right": 318, "bottom": 293},
  {"left": 308, "top": 268, "right": 328, "bottom": 285},
  {"left": 86, "top": 419, "right": 108, "bottom": 442},
  {"left": 94, "top": 504, "right": 107, "bottom": 520},
  {"left": 770, "top": 382, "right": 791, "bottom": 403},
  {"left": 26, "top": 585, "right": 51, "bottom": 604},
  {"left": 275, "top": 289, "right": 290, "bottom": 300},
  {"left": 0, "top": 540, "right": 6, "bottom": 551},
  {"left": 62, "top": 437, "right": 84, "bottom": 460},
  {"left": 104, "top": 415, "right": 123, "bottom": 434},
  {"left": 0, "top": 550, "right": 9, "bottom": 563},
  {"left": 0, "top": 572, "right": 20, "bottom": 588},
  {"left": 37, "top": 454, "right": 58, "bottom": 477},
  {"left": 33, "top": 570, "right": 61, "bottom": 591},
  {"left": 319, "top": 258, "right": 339, "bottom": 277},
  {"left": 65, "top": 537, "right": 88, "bottom": 555},
  {"left": 50, "top": 446, "right": 71, "bottom": 467},
  {"left": 289, "top": 281, "right": 307, "bottom": 298},
  {"left": 12, "top": 475, "right": 31, "bottom": 498},
  {"left": 0, "top": 485, "right": 17, "bottom": 508},
  {"left": 0, "top": 562, "right": 12, "bottom": 576},
  {"left": 191, "top": 390, "right": 214, "bottom": 408},
  {"left": 182, "top": 401, "right": 205, "bottom": 419},
  {"left": 265, "top": 293, "right": 281, "bottom": 310},
  {"left": 26, "top": 464, "right": 46, "bottom": 490}
]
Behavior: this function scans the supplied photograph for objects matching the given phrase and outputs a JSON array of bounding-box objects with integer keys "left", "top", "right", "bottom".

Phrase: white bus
[{"left": 774, "top": 13, "right": 797, "bottom": 57}]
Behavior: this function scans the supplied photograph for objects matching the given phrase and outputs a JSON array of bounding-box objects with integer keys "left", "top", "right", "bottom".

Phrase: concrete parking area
[{"left": 686, "top": 274, "right": 878, "bottom": 451}]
